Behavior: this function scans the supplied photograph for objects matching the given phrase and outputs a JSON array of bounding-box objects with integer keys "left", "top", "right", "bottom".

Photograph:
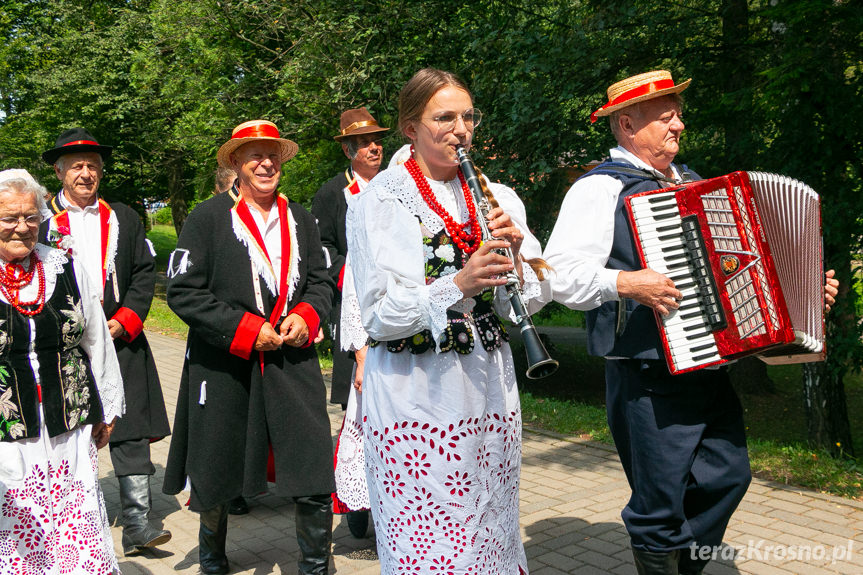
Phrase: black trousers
[
  {"left": 109, "top": 437, "right": 156, "bottom": 477},
  {"left": 606, "top": 359, "right": 751, "bottom": 553}
]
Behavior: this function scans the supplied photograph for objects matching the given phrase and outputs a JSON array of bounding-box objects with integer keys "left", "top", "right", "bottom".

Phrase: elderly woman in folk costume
[
  {"left": 0, "top": 169, "right": 124, "bottom": 574},
  {"left": 342, "top": 68, "right": 549, "bottom": 574}
]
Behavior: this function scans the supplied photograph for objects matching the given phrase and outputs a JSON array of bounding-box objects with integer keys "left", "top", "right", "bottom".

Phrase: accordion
[{"left": 625, "top": 171, "right": 825, "bottom": 375}]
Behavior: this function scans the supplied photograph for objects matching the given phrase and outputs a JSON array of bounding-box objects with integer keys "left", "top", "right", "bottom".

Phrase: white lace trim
[
  {"left": 374, "top": 164, "right": 471, "bottom": 236},
  {"left": 35, "top": 244, "right": 69, "bottom": 284},
  {"left": 230, "top": 203, "right": 301, "bottom": 301},
  {"left": 428, "top": 274, "right": 465, "bottom": 346},
  {"left": 104, "top": 208, "right": 119, "bottom": 278},
  {"left": 334, "top": 385, "right": 370, "bottom": 510},
  {"left": 339, "top": 261, "right": 368, "bottom": 352}
]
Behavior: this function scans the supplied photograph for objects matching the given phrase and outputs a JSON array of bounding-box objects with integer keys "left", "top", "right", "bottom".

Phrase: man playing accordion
[{"left": 543, "top": 70, "right": 838, "bottom": 575}]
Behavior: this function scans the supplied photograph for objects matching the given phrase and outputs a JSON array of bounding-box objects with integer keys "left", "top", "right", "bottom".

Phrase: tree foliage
[{"left": 0, "top": 0, "right": 861, "bottom": 453}]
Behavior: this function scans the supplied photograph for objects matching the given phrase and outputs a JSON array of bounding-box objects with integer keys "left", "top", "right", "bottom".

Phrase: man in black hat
[
  {"left": 311, "top": 107, "right": 388, "bottom": 538},
  {"left": 41, "top": 127, "right": 172, "bottom": 556}
]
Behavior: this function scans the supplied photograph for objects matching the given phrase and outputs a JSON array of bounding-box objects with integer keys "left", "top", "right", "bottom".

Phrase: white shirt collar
[
  {"left": 58, "top": 190, "right": 100, "bottom": 213},
  {"left": 610, "top": 146, "right": 681, "bottom": 181}
]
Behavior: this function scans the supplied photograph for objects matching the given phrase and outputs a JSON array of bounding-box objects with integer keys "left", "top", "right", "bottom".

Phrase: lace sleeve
[
  {"left": 339, "top": 255, "right": 368, "bottom": 352},
  {"left": 73, "top": 255, "right": 125, "bottom": 423}
]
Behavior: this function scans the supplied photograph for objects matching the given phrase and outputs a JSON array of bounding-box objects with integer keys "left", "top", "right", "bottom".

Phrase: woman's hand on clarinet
[
  {"left": 453, "top": 239, "right": 513, "bottom": 299},
  {"left": 486, "top": 207, "right": 524, "bottom": 259}
]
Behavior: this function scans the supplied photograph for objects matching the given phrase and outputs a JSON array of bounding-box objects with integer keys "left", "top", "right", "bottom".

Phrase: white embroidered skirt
[
  {"left": 334, "top": 383, "right": 370, "bottom": 511},
  {"left": 363, "top": 343, "right": 528, "bottom": 574},
  {"left": 0, "top": 415, "right": 118, "bottom": 575}
]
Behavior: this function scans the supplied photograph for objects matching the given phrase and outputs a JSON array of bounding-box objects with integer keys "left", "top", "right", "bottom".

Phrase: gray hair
[
  {"left": 343, "top": 138, "right": 360, "bottom": 160},
  {"left": 0, "top": 169, "right": 49, "bottom": 221}
]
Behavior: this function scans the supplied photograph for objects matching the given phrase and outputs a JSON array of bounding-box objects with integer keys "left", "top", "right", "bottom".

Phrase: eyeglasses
[
  {"left": 0, "top": 215, "right": 41, "bottom": 230},
  {"left": 427, "top": 108, "right": 482, "bottom": 132}
]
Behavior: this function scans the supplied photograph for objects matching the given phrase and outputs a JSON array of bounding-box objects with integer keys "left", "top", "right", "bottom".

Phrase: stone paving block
[
  {"left": 577, "top": 535, "right": 623, "bottom": 556},
  {"left": 804, "top": 507, "right": 859, "bottom": 526},
  {"left": 764, "top": 497, "right": 816, "bottom": 515},
  {"left": 534, "top": 549, "right": 577, "bottom": 571},
  {"left": 570, "top": 565, "right": 612, "bottom": 575},
  {"left": 576, "top": 548, "right": 625, "bottom": 570}
]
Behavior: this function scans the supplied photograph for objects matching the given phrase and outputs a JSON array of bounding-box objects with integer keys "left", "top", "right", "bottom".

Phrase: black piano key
[{"left": 689, "top": 343, "right": 715, "bottom": 353}]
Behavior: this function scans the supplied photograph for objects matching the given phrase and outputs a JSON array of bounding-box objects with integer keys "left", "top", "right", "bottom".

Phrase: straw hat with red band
[
  {"left": 334, "top": 107, "right": 389, "bottom": 142},
  {"left": 42, "top": 127, "right": 113, "bottom": 165},
  {"left": 217, "top": 120, "right": 299, "bottom": 169},
  {"left": 590, "top": 70, "right": 691, "bottom": 124}
]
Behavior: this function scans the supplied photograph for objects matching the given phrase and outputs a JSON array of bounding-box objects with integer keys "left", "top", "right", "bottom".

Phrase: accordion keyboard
[{"left": 629, "top": 192, "right": 724, "bottom": 372}]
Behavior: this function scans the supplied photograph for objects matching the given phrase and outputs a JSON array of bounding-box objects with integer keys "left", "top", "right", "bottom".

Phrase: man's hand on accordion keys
[{"left": 617, "top": 268, "right": 683, "bottom": 316}]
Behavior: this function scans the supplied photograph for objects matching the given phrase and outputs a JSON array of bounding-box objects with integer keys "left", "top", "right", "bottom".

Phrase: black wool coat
[
  {"left": 162, "top": 191, "right": 336, "bottom": 510},
  {"left": 42, "top": 198, "right": 171, "bottom": 444},
  {"left": 311, "top": 170, "right": 354, "bottom": 405}
]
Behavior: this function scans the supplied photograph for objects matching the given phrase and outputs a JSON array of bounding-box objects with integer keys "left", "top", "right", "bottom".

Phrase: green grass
[{"left": 147, "top": 224, "right": 178, "bottom": 273}]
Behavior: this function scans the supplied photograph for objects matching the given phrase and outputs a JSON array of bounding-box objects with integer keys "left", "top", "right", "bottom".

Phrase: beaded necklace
[
  {"left": 0, "top": 251, "right": 46, "bottom": 316},
  {"left": 404, "top": 155, "right": 482, "bottom": 255}
]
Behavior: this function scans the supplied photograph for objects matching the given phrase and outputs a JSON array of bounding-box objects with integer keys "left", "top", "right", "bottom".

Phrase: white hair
[{"left": 0, "top": 169, "right": 49, "bottom": 221}]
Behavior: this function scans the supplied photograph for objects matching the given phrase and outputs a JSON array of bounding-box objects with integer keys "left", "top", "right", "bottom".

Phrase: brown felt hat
[
  {"left": 591, "top": 70, "right": 691, "bottom": 123},
  {"left": 333, "top": 107, "right": 389, "bottom": 142},
  {"left": 217, "top": 120, "right": 298, "bottom": 168}
]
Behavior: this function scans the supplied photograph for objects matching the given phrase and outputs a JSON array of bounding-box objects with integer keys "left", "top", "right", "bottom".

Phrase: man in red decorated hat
[
  {"left": 162, "top": 120, "right": 335, "bottom": 575},
  {"left": 543, "top": 72, "right": 836, "bottom": 575},
  {"left": 41, "top": 127, "right": 173, "bottom": 556},
  {"left": 311, "top": 107, "right": 389, "bottom": 539}
]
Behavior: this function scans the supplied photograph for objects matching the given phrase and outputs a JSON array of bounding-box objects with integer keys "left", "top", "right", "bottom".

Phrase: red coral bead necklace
[
  {"left": 405, "top": 153, "right": 482, "bottom": 255},
  {"left": 0, "top": 251, "right": 46, "bottom": 316}
]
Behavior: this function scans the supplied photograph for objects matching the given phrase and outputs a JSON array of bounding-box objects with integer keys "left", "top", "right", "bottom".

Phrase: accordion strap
[{"left": 589, "top": 161, "right": 695, "bottom": 184}]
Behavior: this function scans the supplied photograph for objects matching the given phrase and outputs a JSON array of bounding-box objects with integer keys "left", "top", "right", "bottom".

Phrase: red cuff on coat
[
  {"left": 337, "top": 265, "right": 345, "bottom": 292},
  {"left": 289, "top": 302, "right": 320, "bottom": 349},
  {"left": 113, "top": 307, "right": 144, "bottom": 343},
  {"left": 230, "top": 312, "right": 267, "bottom": 359}
]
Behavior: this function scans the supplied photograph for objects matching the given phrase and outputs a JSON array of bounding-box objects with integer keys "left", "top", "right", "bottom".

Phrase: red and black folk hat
[{"left": 42, "top": 127, "right": 113, "bottom": 165}]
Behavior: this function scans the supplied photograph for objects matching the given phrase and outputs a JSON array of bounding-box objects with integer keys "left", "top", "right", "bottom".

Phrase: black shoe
[
  {"left": 346, "top": 510, "right": 369, "bottom": 538},
  {"left": 199, "top": 505, "right": 230, "bottom": 575},
  {"left": 117, "top": 475, "right": 172, "bottom": 555},
  {"left": 228, "top": 496, "right": 249, "bottom": 516}
]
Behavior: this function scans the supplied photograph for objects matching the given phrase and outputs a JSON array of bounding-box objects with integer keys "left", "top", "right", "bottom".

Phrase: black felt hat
[{"left": 42, "top": 127, "right": 113, "bottom": 165}]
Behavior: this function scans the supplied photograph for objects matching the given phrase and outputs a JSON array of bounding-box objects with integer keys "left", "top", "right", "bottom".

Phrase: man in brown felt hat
[
  {"left": 311, "top": 107, "right": 388, "bottom": 539},
  {"left": 41, "top": 127, "right": 173, "bottom": 556},
  {"left": 163, "top": 120, "right": 335, "bottom": 574},
  {"left": 542, "top": 71, "right": 839, "bottom": 575}
]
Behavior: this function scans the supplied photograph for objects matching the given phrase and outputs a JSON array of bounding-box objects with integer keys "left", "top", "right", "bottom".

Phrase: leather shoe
[{"left": 228, "top": 496, "right": 249, "bottom": 516}]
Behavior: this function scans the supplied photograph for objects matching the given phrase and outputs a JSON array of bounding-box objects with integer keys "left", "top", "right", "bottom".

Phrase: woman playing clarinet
[{"left": 342, "top": 68, "right": 548, "bottom": 574}]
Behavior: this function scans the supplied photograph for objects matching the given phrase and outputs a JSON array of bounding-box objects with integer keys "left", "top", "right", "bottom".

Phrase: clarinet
[{"left": 456, "top": 145, "right": 559, "bottom": 379}]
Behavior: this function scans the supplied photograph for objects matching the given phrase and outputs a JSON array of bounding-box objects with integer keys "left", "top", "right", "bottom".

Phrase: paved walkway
[{"left": 101, "top": 333, "right": 863, "bottom": 575}]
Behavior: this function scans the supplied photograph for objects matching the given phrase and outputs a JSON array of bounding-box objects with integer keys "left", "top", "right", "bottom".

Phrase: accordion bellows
[{"left": 626, "top": 171, "right": 825, "bottom": 375}]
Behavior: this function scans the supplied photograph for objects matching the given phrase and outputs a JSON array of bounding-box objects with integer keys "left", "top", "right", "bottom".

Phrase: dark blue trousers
[{"left": 606, "top": 359, "right": 751, "bottom": 552}]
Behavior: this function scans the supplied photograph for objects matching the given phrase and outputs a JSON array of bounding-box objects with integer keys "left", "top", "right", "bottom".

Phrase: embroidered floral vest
[
  {"left": 0, "top": 263, "right": 102, "bottom": 442},
  {"left": 370, "top": 221, "right": 509, "bottom": 355}
]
